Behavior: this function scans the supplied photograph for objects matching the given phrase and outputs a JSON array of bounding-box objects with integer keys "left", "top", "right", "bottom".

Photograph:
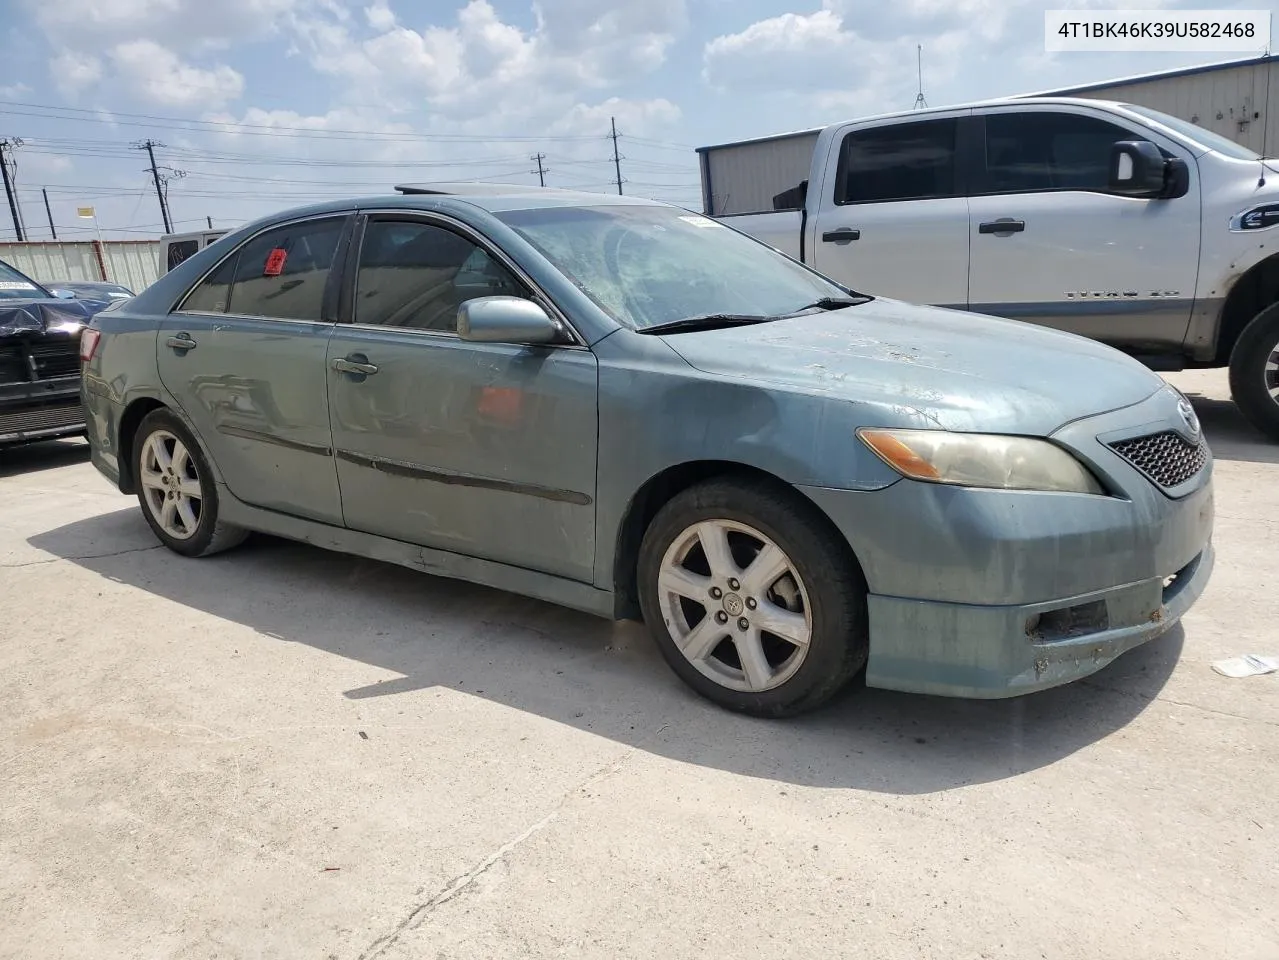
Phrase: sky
[{"left": 0, "top": 0, "right": 1272, "bottom": 240}]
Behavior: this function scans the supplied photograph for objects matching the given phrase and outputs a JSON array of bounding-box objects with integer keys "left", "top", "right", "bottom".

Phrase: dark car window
[
  {"left": 224, "top": 217, "right": 344, "bottom": 321},
  {"left": 837, "top": 118, "right": 958, "bottom": 204},
  {"left": 354, "top": 219, "right": 527, "bottom": 332},
  {"left": 180, "top": 253, "right": 239, "bottom": 313},
  {"left": 166, "top": 240, "right": 200, "bottom": 272},
  {"left": 981, "top": 112, "right": 1148, "bottom": 194},
  {"left": 0, "top": 260, "right": 49, "bottom": 300}
]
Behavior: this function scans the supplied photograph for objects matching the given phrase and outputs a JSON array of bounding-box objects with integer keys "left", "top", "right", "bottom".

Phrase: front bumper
[
  {"left": 0, "top": 377, "right": 84, "bottom": 445},
  {"left": 800, "top": 387, "right": 1215, "bottom": 698}
]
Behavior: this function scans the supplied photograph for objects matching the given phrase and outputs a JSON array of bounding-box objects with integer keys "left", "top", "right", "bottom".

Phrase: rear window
[
  {"left": 836, "top": 118, "right": 959, "bottom": 204},
  {"left": 166, "top": 240, "right": 199, "bottom": 272}
]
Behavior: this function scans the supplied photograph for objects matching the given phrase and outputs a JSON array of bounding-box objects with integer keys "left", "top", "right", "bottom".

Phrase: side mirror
[
  {"left": 1109, "top": 140, "right": 1168, "bottom": 198},
  {"left": 457, "top": 296, "right": 562, "bottom": 345},
  {"left": 50, "top": 288, "right": 78, "bottom": 300}
]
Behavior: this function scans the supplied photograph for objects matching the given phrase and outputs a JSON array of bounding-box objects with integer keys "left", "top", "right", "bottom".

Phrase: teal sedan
[{"left": 80, "top": 185, "right": 1213, "bottom": 717}]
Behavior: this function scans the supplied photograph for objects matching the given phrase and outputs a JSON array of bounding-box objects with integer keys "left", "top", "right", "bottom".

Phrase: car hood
[
  {"left": 658, "top": 298, "right": 1167, "bottom": 436},
  {"left": 0, "top": 297, "right": 102, "bottom": 341}
]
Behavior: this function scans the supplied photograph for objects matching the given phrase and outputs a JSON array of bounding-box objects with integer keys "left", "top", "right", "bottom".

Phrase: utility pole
[
  {"left": 207, "top": 215, "right": 213, "bottom": 229},
  {"left": 531, "top": 152, "right": 547, "bottom": 187},
  {"left": 135, "top": 139, "right": 172, "bottom": 232},
  {"left": 42, "top": 188, "right": 56, "bottom": 240},
  {"left": 610, "top": 117, "right": 624, "bottom": 195},
  {"left": 0, "top": 138, "right": 25, "bottom": 241}
]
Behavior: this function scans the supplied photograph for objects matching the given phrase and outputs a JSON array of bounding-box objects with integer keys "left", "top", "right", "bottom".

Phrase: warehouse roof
[{"left": 1025, "top": 53, "right": 1277, "bottom": 98}]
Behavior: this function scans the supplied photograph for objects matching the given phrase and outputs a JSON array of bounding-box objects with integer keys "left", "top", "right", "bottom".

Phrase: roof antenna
[{"left": 914, "top": 45, "right": 927, "bottom": 110}]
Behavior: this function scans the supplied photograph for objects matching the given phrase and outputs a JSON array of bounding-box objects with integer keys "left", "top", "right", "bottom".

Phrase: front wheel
[
  {"left": 1229, "top": 302, "right": 1279, "bottom": 442},
  {"left": 637, "top": 478, "right": 869, "bottom": 718},
  {"left": 134, "top": 408, "right": 247, "bottom": 557}
]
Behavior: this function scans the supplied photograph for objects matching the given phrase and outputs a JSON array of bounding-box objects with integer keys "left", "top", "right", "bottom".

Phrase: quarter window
[
  {"left": 354, "top": 219, "right": 527, "bottom": 332},
  {"left": 837, "top": 118, "right": 959, "bottom": 204},
  {"left": 212, "top": 217, "right": 346, "bottom": 321},
  {"left": 981, "top": 112, "right": 1149, "bottom": 194}
]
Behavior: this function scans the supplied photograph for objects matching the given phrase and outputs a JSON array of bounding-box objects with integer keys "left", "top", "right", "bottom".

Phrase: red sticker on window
[{"left": 263, "top": 248, "right": 287, "bottom": 276}]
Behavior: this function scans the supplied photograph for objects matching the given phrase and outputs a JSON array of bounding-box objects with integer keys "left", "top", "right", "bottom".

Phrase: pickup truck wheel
[
  {"left": 1229, "top": 302, "right": 1279, "bottom": 442},
  {"left": 134, "top": 408, "right": 247, "bottom": 557},
  {"left": 637, "top": 478, "right": 868, "bottom": 718}
]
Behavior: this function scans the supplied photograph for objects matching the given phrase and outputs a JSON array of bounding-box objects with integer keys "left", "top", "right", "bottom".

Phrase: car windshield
[
  {"left": 493, "top": 204, "right": 856, "bottom": 330},
  {"left": 0, "top": 261, "right": 49, "bottom": 300},
  {"left": 1123, "top": 104, "right": 1261, "bottom": 160}
]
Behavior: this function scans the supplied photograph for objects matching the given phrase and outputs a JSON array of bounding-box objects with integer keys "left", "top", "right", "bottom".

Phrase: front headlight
[{"left": 857, "top": 428, "right": 1104, "bottom": 495}]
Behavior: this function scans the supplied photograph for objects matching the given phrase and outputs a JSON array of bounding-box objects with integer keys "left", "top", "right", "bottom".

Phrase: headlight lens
[{"left": 858, "top": 428, "right": 1104, "bottom": 495}]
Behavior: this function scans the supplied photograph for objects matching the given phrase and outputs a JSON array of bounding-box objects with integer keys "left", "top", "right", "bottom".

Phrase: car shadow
[
  {"left": 29, "top": 506, "right": 1183, "bottom": 796},
  {"left": 0, "top": 438, "right": 90, "bottom": 478},
  {"left": 1182, "top": 393, "right": 1279, "bottom": 465}
]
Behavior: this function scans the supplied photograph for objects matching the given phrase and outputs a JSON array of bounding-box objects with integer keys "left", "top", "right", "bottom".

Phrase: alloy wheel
[
  {"left": 656, "top": 519, "right": 812, "bottom": 693},
  {"left": 139, "top": 429, "right": 203, "bottom": 541}
]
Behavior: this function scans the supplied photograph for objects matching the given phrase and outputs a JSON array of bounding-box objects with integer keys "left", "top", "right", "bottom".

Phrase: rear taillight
[{"left": 79, "top": 328, "right": 101, "bottom": 362}]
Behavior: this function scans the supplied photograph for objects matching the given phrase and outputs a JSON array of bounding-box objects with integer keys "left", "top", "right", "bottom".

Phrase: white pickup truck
[{"left": 698, "top": 97, "right": 1279, "bottom": 439}]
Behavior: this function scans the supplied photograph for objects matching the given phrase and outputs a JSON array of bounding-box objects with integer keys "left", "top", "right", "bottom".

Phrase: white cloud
[
  {"left": 110, "top": 40, "right": 245, "bottom": 109},
  {"left": 364, "top": 1, "right": 396, "bottom": 32},
  {"left": 49, "top": 50, "right": 103, "bottom": 96},
  {"left": 22, "top": 0, "right": 306, "bottom": 52},
  {"left": 0, "top": 82, "right": 33, "bottom": 99}
]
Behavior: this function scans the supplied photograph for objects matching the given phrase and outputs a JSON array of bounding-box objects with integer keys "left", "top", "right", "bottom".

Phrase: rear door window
[
  {"left": 166, "top": 240, "right": 199, "bottom": 272},
  {"left": 836, "top": 118, "right": 959, "bottom": 204},
  {"left": 224, "top": 217, "right": 345, "bottom": 321}
]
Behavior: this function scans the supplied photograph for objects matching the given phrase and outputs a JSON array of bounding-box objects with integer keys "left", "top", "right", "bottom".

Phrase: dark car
[
  {"left": 1, "top": 258, "right": 112, "bottom": 447},
  {"left": 47, "top": 280, "right": 136, "bottom": 303}
]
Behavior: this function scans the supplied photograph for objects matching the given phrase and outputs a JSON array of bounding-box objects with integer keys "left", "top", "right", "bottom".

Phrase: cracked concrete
[{"left": 1, "top": 369, "right": 1277, "bottom": 960}]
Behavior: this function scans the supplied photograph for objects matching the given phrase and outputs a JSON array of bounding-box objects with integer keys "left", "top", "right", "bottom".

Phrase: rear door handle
[
  {"left": 165, "top": 334, "right": 197, "bottom": 351},
  {"left": 332, "top": 356, "right": 379, "bottom": 377},
  {"left": 978, "top": 219, "right": 1026, "bottom": 234},
  {"left": 821, "top": 228, "right": 861, "bottom": 244}
]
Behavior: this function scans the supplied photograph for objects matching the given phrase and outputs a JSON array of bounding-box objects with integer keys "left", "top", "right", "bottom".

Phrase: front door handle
[
  {"left": 332, "top": 356, "right": 379, "bottom": 376},
  {"left": 821, "top": 228, "right": 861, "bottom": 244},
  {"left": 165, "top": 334, "right": 197, "bottom": 351},
  {"left": 978, "top": 219, "right": 1026, "bottom": 235}
]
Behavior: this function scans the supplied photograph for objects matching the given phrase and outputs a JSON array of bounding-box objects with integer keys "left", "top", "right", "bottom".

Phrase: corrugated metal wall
[
  {"left": 702, "top": 132, "right": 820, "bottom": 216},
  {"left": 0, "top": 241, "right": 159, "bottom": 293},
  {"left": 1065, "top": 60, "right": 1279, "bottom": 157}
]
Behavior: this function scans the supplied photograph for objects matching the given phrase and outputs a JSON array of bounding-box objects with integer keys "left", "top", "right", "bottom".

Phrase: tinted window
[
  {"left": 355, "top": 220, "right": 526, "bottom": 332},
  {"left": 838, "top": 119, "right": 958, "bottom": 204},
  {"left": 226, "top": 218, "right": 344, "bottom": 321},
  {"left": 166, "top": 240, "right": 199, "bottom": 272},
  {"left": 983, "top": 112, "right": 1146, "bottom": 194},
  {"left": 181, "top": 253, "right": 239, "bottom": 313}
]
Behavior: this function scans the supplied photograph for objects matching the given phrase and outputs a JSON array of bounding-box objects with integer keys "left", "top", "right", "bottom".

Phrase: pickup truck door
[
  {"left": 808, "top": 110, "right": 971, "bottom": 308},
  {"left": 966, "top": 105, "right": 1200, "bottom": 351}
]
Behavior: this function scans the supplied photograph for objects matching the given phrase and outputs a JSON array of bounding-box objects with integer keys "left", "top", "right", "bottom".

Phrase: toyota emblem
[{"left": 1177, "top": 396, "right": 1200, "bottom": 439}]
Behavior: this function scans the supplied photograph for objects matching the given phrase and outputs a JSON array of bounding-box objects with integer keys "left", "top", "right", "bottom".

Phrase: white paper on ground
[{"left": 1211, "top": 655, "right": 1279, "bottom": 678}]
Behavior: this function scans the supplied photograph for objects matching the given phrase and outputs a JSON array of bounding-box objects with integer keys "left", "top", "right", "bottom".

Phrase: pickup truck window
[
  {"left": 835, "top": 118, "right": 958, "bottom": 205},
  {"left": 980, "top": 112, "right": 1146, "bottom": 195}
]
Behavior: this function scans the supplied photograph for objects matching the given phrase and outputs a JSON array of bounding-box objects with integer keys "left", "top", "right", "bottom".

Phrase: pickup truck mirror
[
  {"left": 1109, "top": 140, "right": 1169, "bottom": 198},
  {"left": 456, "top": 296, "right": 562, "bottom": 345}
]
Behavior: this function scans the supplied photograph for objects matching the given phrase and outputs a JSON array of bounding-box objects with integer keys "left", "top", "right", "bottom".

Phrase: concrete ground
[{"left": 1, "top": 369, "right": 1276, "bottom": 960}]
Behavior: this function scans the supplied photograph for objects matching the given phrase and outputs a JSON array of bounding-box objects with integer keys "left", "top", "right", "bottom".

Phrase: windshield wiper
[
  {"left": 635, "top": 313, "right": 774, "bottom": 335},
  {"left": 784, "top": 295, "right": 871, "bottom": 315}
]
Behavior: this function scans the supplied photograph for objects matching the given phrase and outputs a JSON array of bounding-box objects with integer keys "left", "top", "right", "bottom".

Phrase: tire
[
  {"left": 133, "top": 408, "right": 247, "bottom": 557},
  {"left": 637, "top": 477, "right": 869, "bottom": 718},
  {"left": 1228, "top": 302, "right": 1279, "bottom": 442}
]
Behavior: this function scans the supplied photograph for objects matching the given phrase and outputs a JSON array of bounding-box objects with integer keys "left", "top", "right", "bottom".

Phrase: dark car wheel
[
  {"left": 134, "top": 408, "right": 247, "bottom": 557},
  {"left": 637, "top": 477, "right": 869, "bottom": 718},
  {"left": 1229, "top": 302, "right": 1279, "bottom": 442}
]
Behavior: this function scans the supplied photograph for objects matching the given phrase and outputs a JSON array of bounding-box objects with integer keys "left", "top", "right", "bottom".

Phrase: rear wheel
[
  {"left": 134, "top": 408, "right": 246, "bottom": 557},
  {"left": 637, "top": 478, "right": 868, "bottom": 718},
  {"left": 1229, "top": 302, "right": 1279, "bottom": 441}
]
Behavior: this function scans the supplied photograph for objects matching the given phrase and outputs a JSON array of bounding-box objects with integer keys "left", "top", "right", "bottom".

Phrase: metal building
[
  {"left": 697, "top": 54, "right": 1279, "bottom": 217},
  {"left": 1031, "top": 54, "right": 1279, "bottom": 157}
]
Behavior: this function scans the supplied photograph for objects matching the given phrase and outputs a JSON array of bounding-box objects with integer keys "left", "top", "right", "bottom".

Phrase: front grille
[
  {"left": 27, "top": 342, "right": 81, "bottom": 379},
  {"left": 0, "top": 341, "right": 81, "bottom": 385},
  {"left": 0, "top": 401, "right": 84, "bottom": 438},
  {"left": 1108, "top": 431, "right": 1207, "bottom": 489}
]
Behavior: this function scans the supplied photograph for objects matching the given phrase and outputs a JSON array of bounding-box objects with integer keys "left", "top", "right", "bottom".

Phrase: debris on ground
[{"left": 1211, "top": 654, "right": 1279, "bottom": 678}]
